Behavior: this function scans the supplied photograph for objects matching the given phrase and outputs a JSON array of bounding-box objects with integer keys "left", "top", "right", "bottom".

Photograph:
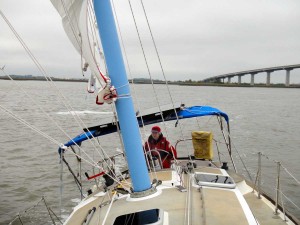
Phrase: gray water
[{"left": 0, "top": 80, "right": 299, "bottom": 224}]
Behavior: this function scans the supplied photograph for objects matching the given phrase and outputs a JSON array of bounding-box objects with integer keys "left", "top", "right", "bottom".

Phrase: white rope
[
  {"left": 0, "top": 10, "right": 124, "bottom": 182},
  {"left": 0, "top": 74, "right": 122, "bottom": 188},
  {"left": 0, "top": 69, "right": 93, "bottom": 159},
  {"left": 96, "top": 192, "right": 110, "bottom": 225},
  {"left": 0, "top": 103, "right": 129, "bottom": 190},
  {"left": 0, "top": 104, "right": 61, "bottom": 146},
  {"left": 185, "top": 174, "right": 192, "bottom": 225},
  {"left": 49, "top": 7, "right": 127, "bottom": 181},
  {"left": 0, "top": 102, "right": 119, "bottom": 188},
  {"left": 101, "top": 192, "right": 117, "bottom": 225},
  {"left": 66, "top": 149, "right": 130, "bottom": 190}
]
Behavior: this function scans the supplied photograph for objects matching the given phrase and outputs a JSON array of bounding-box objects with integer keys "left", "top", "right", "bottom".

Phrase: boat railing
[
  {"left": 175, "top": 138, "right": 300, "bottom": 223},
  {"left": 8, "top": 196, "right": 62, "bottom": 225},
  {"left": 252, "top": 152, "right": 300, "bottom": 224}
]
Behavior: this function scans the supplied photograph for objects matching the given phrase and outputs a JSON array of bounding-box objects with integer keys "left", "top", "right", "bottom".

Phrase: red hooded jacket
[{"left": 144, "top": 134, "right": 177, "bottom": 168}]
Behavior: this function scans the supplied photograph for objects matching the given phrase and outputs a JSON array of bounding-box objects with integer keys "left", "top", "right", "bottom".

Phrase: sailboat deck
[
  {"left": 84, "top": 178, "right": 249, "bottom": 225},
  {"left": 244, "top": 192, "right": 290, "bottom": 225},
  {"left": 203, "top": 188, "right": 249, "bottom": 225},
  {"left": 90, "top": 188, "right": 190, "bottom": 225},
  {"left": 63, "top": 165, "right": 295, "bottom": 225},
  {"left": 65, "top": 168, "right": 248, "bottom": 224}
]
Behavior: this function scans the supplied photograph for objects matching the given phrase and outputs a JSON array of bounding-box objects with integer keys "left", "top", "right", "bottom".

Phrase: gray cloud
[{"left": 1, "top": 0, "right": 300, "bottom": 83}]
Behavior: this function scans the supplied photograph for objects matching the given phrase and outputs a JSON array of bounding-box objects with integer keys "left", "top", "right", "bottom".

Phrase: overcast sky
[{"left": 1, "top": 0, "right": 300, "bottom": 83}]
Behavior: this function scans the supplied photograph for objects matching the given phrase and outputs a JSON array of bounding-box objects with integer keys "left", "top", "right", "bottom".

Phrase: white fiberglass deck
[{"left": 63, "top": 162, "right": 295, "bottom": 225}]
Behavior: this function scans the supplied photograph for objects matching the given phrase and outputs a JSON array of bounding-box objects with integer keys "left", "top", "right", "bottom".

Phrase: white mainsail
[{"left": 50, "top": 0, "right": 106, "bottom": 88}]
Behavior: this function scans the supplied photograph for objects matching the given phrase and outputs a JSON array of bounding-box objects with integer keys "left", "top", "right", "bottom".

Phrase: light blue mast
[{"left": 93, "top": 0, "right": 151, "bottom": 193}]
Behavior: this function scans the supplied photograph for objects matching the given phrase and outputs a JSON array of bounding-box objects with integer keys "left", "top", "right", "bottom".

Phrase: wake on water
[{"left": 56, "top": 111, "right": 113, "bottom": 115}]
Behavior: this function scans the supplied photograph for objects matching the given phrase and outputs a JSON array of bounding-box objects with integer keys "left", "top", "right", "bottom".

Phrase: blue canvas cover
[
  {"left": 59, "top": 105, "right": 229, "bottom": 150},
  {"left": 178, "top": 106, "right": 229, "bottom": 122},
  {"left": 64, "top": 130, "right": 97, "bottom": 147}
]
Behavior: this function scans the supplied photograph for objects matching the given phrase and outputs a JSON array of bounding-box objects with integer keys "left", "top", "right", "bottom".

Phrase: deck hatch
[
  {"left": 195, "top": 173, "right": 236, "bottom": 188},
  {"left": 113, "top": 208, "right": 163, "bottom": 225}
]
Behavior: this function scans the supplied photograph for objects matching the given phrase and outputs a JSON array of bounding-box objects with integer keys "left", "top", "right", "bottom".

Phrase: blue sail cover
[
  {"left": 64, "top": 130, "right": 97, "bottom": 147},
  {"left": 60, "top": 106, "right": 229, "bottom": 149}
]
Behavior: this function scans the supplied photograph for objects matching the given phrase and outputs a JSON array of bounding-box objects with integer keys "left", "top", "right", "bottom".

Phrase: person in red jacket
[{"left": 144, "top": 126, "right": 177, "bottom": 168}]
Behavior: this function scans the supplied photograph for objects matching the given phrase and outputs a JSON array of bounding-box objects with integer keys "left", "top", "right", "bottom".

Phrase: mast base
[{"left": 128, "top": 187, "right": 160, "bottom": 201}]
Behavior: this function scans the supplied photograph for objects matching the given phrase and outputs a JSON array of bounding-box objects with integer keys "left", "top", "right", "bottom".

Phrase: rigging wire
[
  {"left": 0, "top": 104, "right": 61, "bottom": 146},
  {"left": 84, "top": 0, "right": 107, "bottom": 84},
  {"left": 8, "top": 196, "right": 62, "bottom": 225},
  {"left": 55, "top": 1, "right": 135, "bottom": 185},
  {"left": 0, "top": 10, "right": 124, "bottom": 184},
  {"left": 139, "top": 0, "right": 186, "bottom": 140},
  {"left": 0, "top": 80, "right": 127, "bottom": 193},
  {"left": 62, "top": 2, "right": 136, "bottom": 181},
  {"left": 111, "top": 0, "right": 157, "bottom": 181},
  {"left": 59, "top": 0, "right": 82, "bottom": 48},
  {"left": 0, "top": 69, "right": 124, "bottom": 190},
  {"left": 0, "top": 69, "right": 93, "bottom": 164},
  {"left": 0, "top": 103, "right": 129, "bottom": 189},
  {"left": 88, "top": 0, "right": 110, "bottom": 76},
  {"left": 87, "top": 1, "right": 98, "bottom": 58},
  {"left": 62, "top": 0, "right": 106, "bottom": 83},
  {"left": 87, "top": 0, "right": 105, "bottom": 65},
  {"left": 127, "top": 0, "right": 179, "bottom": 165},
  {"left": 231, "top": 140, "right": 253, "bottom": 181}
]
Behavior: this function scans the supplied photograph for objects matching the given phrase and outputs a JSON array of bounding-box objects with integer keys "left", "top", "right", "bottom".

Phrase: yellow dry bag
[{"left": 192, "top": 131, "right": 213, "bottom": 160}]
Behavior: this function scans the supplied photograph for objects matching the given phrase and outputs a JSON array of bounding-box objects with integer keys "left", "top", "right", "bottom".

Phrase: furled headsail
[{"left": 50, "top": 0, "right": 106, "bottom": 87}]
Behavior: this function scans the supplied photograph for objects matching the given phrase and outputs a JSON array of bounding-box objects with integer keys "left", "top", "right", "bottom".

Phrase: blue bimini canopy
[
  {"left": 178, "top": 106, "right": 229, "bottom": 123},
  {"left": 59, "top": 105, "right": 229, "bottom": 151}
]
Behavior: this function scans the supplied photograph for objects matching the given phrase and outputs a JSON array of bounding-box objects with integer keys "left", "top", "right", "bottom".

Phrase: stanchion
[{"left": 275, "top": 161, "right": 281, "bottom": 215}]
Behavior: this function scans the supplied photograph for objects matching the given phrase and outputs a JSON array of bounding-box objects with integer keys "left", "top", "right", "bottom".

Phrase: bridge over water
[{"left": 202, "top": 64, "right": 300, "bottom": 86}]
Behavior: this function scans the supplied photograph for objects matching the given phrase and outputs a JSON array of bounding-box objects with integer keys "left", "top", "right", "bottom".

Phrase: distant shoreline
[
  {"left": 0, "top": 76, "right": 88, "bottom": 83},
  {"left": 1, "top": 76, "right": 299, "bottom": 88}
]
